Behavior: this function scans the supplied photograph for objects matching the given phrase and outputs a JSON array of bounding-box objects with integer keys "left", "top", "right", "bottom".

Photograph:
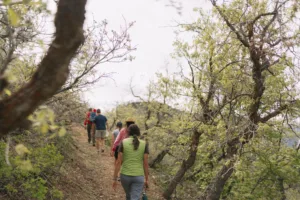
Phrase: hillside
[{"left": 57, "top": 123, "right": 164, "bottom": 200}]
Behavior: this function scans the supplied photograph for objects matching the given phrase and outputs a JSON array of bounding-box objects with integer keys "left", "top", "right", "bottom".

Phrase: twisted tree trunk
[
  {"left": 149, "top": 148, "right": 169, "bottom": 168},
  {"left": 163, "top": 129, "right": 202, "bottom": 199},
  {"left": 0, "top": 0, "right": 87, "bottom": 136}
]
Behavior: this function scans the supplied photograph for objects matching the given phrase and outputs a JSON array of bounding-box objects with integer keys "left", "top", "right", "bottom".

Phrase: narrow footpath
[{"left": 58, "top": 124, "right": 164, "bottom": 200}]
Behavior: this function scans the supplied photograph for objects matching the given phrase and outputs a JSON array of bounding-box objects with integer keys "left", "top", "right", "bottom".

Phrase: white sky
[{"left": 49, "top": 0, "right": 210, "bottom": 112}]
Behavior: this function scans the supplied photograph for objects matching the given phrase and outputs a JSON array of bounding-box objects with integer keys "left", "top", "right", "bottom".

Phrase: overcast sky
[{"left": 50, "top": 0, "right": 210, "bottom": 112}]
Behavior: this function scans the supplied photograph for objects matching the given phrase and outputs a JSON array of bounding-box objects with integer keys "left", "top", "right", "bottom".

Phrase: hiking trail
[{"left": 58, "top": 123, "right": 164, "bottom": 200}]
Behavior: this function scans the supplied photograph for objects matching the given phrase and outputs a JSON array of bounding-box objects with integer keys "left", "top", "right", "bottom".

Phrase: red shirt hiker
[
  {"left": 84, "top": 112, "right": 92, "bottom": 126},
  {"left": 84, "top": 109, "right": 96, "bottom": 125},
  {"left": 84, "top": 108, "right": 96, "bottom": 144}
]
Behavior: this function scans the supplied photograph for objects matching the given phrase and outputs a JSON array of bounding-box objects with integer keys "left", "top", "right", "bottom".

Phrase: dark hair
[
  {"left": 116, "top": 122, "right": 122, "bottom": 128},
  {"left": 97, "top": 109, "right": 101, "bottom": 113},
  {"left": 88, "top": 108, "right": 92, "bottom": 111},
  {"left": 126, "top": 121, "right": 135, "bottom": 127},
  {"left": 128, "top": 124, "right": 140, "bottom": 150}
]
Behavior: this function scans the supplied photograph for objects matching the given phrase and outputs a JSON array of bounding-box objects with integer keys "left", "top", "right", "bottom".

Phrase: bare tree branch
[
  {"left": 130, "top": 77, "right": 145, "bottom": 102},
  {"left": 211, "top": 0, "right": 249, "bottom": 47},
  {"left": 259, "top": 105, "right": 288, "bottom": 123},
  {"left": 252, "top": 12, "right": 277, "bottom": 25},
  {"left": 59, "top": 19, "right": 135, "bottom": 93}
]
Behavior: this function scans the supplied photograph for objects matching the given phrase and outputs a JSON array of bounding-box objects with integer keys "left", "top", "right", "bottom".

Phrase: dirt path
[{"left": 58, "top": 124, "right": 164, "bottom": 200}]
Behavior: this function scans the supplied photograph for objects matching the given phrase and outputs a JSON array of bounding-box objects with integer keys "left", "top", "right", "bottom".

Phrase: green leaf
[
  {"left": 15, "top": 144, "right": 30, "bottom": 156},
  {"left": 40, "top": 123, "right": 48, "bottom": 134},
  {"left": 3, "top": 0, "right": 12, "bottom": 5},
  {"left": 7, "top": 8, "right": 20, "bottom": 26},
  {"left": 18, "top": 160, "right": 33, "bottom": 171},
  {"left": 49, "top": 125, "right": 58, "bottom": 130},
  {"left": 27, "top": 115, "right": 34, "bottom": 121},
  {"left": 49, "top": 132, "right": 57, "bottom": 139},
  {"left": 37, "top": 39, "right": 44, "bottom": 46},
  {"left": 58, "top": 127, "right": 66, "bottom": 137},
  {"left": 4, "top": 89, "right": 11, "bottom": 96}
]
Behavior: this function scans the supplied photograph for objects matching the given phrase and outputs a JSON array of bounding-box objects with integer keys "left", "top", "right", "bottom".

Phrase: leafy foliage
[
  {"left": 0, "top": 132, "right": 65, "bottom": 200},
  {"left": 105, "top": 1, "right": 300, "bottom": 199}
]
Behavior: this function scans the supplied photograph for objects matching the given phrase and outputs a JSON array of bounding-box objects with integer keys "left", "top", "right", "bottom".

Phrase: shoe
[
  {"left": 101, "top": 149, "right": 104, "bottom": 153},
  {"left": 93, "top": 144, "right": 95, "bottom": 146}
]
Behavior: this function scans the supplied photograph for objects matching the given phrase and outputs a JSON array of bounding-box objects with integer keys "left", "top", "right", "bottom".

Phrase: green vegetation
[
  {"left": 0, "top": 0, "right": 133, "bottom": 199},
  {"left": 0, "top": 130, "right": 67, "bottom": 200},
  {"left": 106, "top": 0, "right": 300, "bottom": 198},
  {"left": 1, "top": 0, "right": 300, "bottom": 200}
]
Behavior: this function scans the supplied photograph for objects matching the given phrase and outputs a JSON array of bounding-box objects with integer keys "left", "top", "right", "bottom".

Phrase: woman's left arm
[
  {"left": 143, "top": 153, "right": 149, "bottom": 186},
  {"left": 144, "top": 143, "right": 149, "bottom": 189}
]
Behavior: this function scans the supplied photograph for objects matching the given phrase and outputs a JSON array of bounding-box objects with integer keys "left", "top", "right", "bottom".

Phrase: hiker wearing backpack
[
  {"left": 93, "top": 109, "right": 108, "bottom": 153},
  {"left": 90, "top": 109, "right": 97, "bottom": 146},
  {"left": 112, "top": 124, "right": 149, "bottom": 200},
  {"left": 84, "top": 108, "right": 93, "bottom": 144}
]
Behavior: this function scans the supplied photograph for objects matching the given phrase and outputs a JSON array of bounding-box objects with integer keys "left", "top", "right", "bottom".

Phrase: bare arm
[
  {"left": 112, "top": 151, "right": 122, "bottom": 190},
  {"left": 112, "top": 129, "right": 124, "bottom": 151},
  {"left": 144, "top": 153, "right": 149, "bottom": 186},
  {"left": 111, "top": 133, "right": 115, "bottom": 151},
  {"left": 114, "top": 152, "right": 122, "bottom": 179}
]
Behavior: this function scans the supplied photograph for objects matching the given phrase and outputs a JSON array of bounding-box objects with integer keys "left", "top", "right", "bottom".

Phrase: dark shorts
[{"left": 114, "top": 145, "right": 119, "bottom": 160}]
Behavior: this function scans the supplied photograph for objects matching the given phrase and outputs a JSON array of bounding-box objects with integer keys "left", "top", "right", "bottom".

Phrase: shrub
[{"left": 0, "top": 130, "right": 66, "bottom": 200}]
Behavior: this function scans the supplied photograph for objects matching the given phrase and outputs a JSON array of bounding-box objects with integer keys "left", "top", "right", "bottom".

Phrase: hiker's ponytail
[
  {"left": 132, "top": 134, "right": 140, "bottom": 150},
  {"left": 128, "top": 124, "right": 141, "bottom": 150}
]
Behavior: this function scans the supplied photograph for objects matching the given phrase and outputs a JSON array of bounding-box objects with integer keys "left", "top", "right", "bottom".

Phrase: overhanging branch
[
  {"left": 259, "top": 105, "right": 288, "bottom": 123},
  {"left": 0, "top": 0, "right": 87, "bottom": 136}
]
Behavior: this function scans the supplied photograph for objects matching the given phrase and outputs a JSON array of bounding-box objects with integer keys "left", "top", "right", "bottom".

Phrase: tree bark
[
  {"left": 199, "top": 156, "right": 235, "bottom": 200},
  {"left": 199, "top": 1, "right": 280, "bottom": 198},
  {"left": 149, "top": 148, "right": 169, "bottom": 168},
  {"left": 163, "top": 129, "right": 202, "bottom": 199},
  {"left": 0, "top": 0, "right": 87, "bottom": 136},
  {"left": 200, "top": 53, "right": 264, "bottom": 199},
  {"left": 278, "top": 178, "right": 286, "bottom": 200}
]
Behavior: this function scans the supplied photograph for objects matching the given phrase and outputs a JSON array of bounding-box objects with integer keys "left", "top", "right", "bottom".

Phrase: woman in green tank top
[{"left": 112, "top": 124, "right": 149, "bottom": 200}]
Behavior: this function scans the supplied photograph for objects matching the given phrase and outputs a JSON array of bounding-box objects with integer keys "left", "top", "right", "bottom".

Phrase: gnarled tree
[
  {"left": 143, "top": 0, "right": 300, "bottom": 199},
  {"left": 200, "top": 0, "right": 300, "bottom": 199},
  {"left": 0, "top": 0, "right": 88, "bottom": 136}
]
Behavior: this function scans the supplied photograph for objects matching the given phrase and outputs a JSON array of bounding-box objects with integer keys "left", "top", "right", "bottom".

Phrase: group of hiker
[
  {"left": 84, "top": 108, "right": 149, "bottom": 200},
  {"left": 84, "top": 108, "right": 108, "bottom": 153}
]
